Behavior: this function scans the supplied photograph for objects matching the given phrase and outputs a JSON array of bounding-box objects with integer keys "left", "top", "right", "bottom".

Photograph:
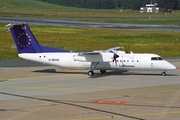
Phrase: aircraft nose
[
  {"left": 172, "top": 65, "right": 176, "bottom": 70},
  {"left": 167, "top": 62, "right": 176, "bottom": 70},
  {"left": 171, "top": 64, "right": 176, "bottom": 70}
]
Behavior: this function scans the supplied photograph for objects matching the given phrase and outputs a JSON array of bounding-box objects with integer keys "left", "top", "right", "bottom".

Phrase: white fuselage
[{"left": 18, "top": 52, "right": 176, "bottom": 72}]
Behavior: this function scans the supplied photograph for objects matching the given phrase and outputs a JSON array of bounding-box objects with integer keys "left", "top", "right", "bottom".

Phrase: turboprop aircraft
[{"left": 8, "top": 23, "right": 176, "bottom": 76}]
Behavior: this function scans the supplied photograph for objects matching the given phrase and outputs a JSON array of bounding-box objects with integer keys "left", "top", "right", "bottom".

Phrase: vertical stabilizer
[{"left": 10, "top": 23, "right": 42, "bottom": 53}]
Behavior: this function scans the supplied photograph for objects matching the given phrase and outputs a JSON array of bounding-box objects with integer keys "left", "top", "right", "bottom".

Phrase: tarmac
[
  {"left": 1, "top": 17, "right": 180, "bottom": 32},
  {"left": 0, "top": 59, "right": 180, "bottom": 120}
]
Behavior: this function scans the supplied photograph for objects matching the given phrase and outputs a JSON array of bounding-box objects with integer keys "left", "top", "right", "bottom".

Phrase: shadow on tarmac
[{"left": 33, "top": 68, "right": 178, "bottom": 78}]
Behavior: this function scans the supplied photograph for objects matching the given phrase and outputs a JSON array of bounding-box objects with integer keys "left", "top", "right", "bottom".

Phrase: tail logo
[{"left": 16, "top": 27, "right": 31, "bottom": 49}]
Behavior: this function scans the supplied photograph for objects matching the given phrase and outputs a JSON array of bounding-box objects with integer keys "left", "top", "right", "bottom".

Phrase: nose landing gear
[{"left": 161, "top": 71, "right": 166, "bottom": 76}]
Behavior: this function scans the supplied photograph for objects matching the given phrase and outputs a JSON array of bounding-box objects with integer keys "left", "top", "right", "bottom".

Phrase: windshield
[{"left": 151, "top": 57, "right": 163, "bottom": 60}]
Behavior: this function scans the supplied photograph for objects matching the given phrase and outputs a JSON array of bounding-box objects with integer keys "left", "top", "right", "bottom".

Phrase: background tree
[{"left": 37, "top": 0, "right": 179, "bottom": 10}]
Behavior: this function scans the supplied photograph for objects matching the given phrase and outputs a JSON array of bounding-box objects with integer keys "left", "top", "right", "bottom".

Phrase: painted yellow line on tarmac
[
  {"left": 65, "top": 111, "right": 180, "bottom": 120},
  {"left": 0, "top": 74, "right": 81, "bottom": 81}
]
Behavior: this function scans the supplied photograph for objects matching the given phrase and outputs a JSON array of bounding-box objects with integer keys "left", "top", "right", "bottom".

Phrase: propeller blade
[{"left": 113, "top": 53, "right": 119, "bottom": 66}]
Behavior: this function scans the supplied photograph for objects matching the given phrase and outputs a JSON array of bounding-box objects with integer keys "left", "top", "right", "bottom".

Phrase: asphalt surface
[
  {"left": 0, "top": 59, "right": 180, "bottom": 120},
  {"left": 0, "top": 60, "right": 48, "bottom": 67},
  {"left": 1, "top": 17, "right": 180, "bottom": 31}
]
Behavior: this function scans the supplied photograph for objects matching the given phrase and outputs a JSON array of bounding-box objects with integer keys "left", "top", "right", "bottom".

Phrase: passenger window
[
  {"left": 132, "top": 60, "right": 134, "bottom": 62},
  {"left": 127, "top": 60, "right": 129, "bottom": 62},
  {"left": 124, "top": 60, "right": 126, "bottom": 62},
  {"left": 137, "top": 60, "right": 139, "bottom": 62}
]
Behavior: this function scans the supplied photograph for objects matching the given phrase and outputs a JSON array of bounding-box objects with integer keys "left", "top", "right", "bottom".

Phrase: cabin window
[
  {"left": 151, "top": 57, "right": 163, "bottom": 61},
  {"left": 127, "top": 60, "right": 129, "bottom": 62},
  {"left": 120, "top": 60, "right": 122, "bottom": 62},
  {"left": 132, "top": 60, "right": 134, "bottom": 62}
]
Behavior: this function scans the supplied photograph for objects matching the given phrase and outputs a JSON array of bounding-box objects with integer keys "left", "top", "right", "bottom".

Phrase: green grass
[
  {"left": 0, "top": 0, "right": 78, "bottom": 9},
  {"left": 0, "top": 22, "right": 180, "bottom": 60},
  {"left": 1, "top": 0, "right": 180, "bottom": 20}
]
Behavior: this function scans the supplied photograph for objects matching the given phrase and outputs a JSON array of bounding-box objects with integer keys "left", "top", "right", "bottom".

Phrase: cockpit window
[
  {"left": 158, "top": 57, "right": 163, "bottom": 60},
  {"left": 151, "top": 57, "right": 163, "bottom": 60}
]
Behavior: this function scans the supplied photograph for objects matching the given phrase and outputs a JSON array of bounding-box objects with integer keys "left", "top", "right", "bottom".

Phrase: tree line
[{"left": 37, "top": 0, "right": 179, "bottom": 10}]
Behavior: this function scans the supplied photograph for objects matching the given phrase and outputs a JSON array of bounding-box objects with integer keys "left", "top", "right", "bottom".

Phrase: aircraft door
[
  {"left": 118, "top": 56, "right": 124, "bottom": 68},
  {"left": 135, "top": 59, "right": 141, "bottom": 68}
]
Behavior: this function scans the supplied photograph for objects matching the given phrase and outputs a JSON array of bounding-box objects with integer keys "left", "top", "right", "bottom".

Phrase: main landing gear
[
  {"left": 88, "top": 70, "right": 106, "bottom": 76},
  {"left": 87, "top": 62, "right": 107, "bottom": 76},
  {"left": 88, "top": 62, "right": 99, "bottom": 76},
  {"left": 88, "top": 71, "right": 94, "bottom": 76},
  {"left": 100, "top": 70, "right": 106, "bottom": 73}
]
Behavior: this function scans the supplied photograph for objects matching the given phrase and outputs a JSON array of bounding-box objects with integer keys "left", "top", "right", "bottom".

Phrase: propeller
[
  {"left": 112, "top": 47, "right": 119, "bottom": 66},
  {"left": 113, "top": 53, "right": 119, "bottom": 66}
]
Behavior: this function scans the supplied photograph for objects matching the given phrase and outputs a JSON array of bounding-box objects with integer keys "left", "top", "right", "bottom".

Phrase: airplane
[{"left": 8, "top": 23, "right": 176, "bottom": 76}]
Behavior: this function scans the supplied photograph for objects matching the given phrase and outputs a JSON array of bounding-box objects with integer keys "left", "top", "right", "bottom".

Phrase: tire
[
  {"left": 100, "top": 70, "right": 106, "bottom": 73},
  {"left": 88, "top": 71, "right": 94, "bottom": 76},
  {"left": 161, "top": 72, "right": 166, "bottom": 76}
]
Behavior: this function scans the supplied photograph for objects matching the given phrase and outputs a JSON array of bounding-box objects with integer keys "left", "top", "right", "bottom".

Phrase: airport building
[{"left": 140, "top": 3, "right": 159, "bottom": 13}]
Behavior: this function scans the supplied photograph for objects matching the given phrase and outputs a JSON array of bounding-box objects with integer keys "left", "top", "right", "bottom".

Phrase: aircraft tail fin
[
  {"left": 10, "top": 23, "right": 42, "bottom": 53},
  {"left": 10, "top": 23, "right": 70, "bottom": 53}
]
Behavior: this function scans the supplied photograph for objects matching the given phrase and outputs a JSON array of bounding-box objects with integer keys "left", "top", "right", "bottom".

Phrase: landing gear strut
[{"left": 88, "top": 62, "right": 99, "bottom": 76}]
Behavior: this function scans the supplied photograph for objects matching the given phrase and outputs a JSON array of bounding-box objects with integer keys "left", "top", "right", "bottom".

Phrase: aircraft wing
[
  {"left": 73, "top": 47, "right": 122, "bottom": 62},
  {"left": 78, "top": 52, "right": 100, "bottom": 56},
  {"left": 73, "top": 52, "right": 114, "bottom": 62}
]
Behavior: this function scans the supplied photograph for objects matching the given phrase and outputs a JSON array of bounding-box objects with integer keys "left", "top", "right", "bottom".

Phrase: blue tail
[{"left": 10, "top": 23, "right": 70, "bottom": 53}]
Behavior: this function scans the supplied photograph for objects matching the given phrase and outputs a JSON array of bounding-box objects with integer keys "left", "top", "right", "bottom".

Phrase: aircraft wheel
[
  {"left": 100, "top": 70, "right": 106, "bottom": 73},
  {"left": 161, "top": 72, "right": 166, "bottom": 76},
  {"left": 88, "top": 71, "right": 94, "bottom": 76}
]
